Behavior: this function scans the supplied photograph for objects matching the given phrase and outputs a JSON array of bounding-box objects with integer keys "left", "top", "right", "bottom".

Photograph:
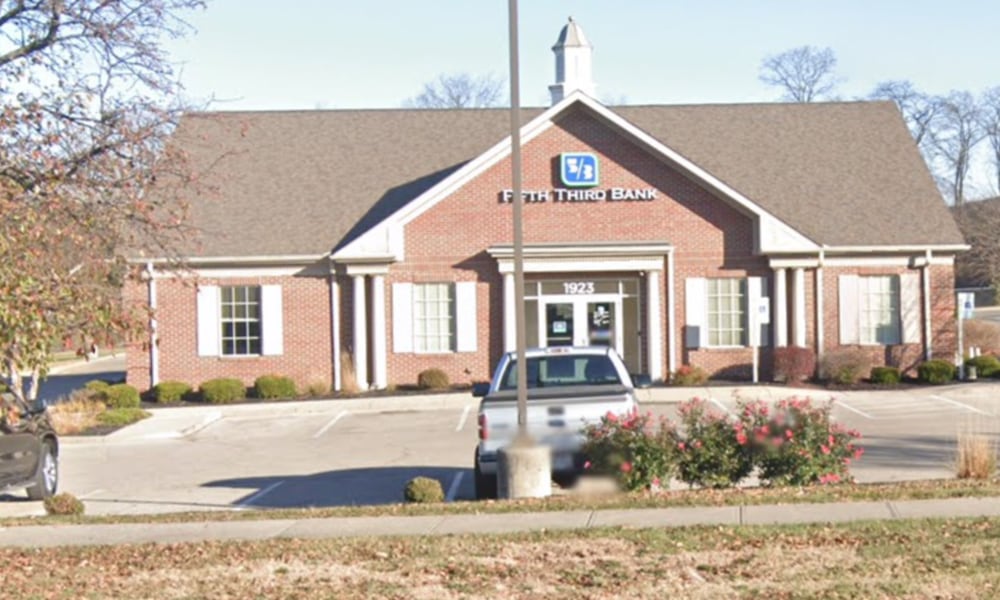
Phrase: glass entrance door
[{"left": 541, "top": 296, "right": 622, "bottom": 354}]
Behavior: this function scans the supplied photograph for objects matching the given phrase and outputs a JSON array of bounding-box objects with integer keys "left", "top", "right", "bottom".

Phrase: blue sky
[{"left": 167, "top": 0, "right": 1000, "bottom": 111}]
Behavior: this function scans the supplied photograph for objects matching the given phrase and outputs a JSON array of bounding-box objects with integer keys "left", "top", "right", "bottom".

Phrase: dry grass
[
  {"left": 957, "top": 433, "right": 998, "bottom": 479},
  {"left": 964, "top": 319, "right": 1000, "bottom": 355},
  {"left": 47, "top": 391, "right": 106, "bottom": 435},
  {"left": 340, "top": 350, "right": 360, "bottom": 395},
  {"left": 2, "top": 518, "right": 1000, "bottom": 598}
]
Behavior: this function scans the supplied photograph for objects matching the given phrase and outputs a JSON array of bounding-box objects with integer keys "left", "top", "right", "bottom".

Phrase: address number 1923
[{"left": 563, "top": 281, "right": 595, "bottom": 295}]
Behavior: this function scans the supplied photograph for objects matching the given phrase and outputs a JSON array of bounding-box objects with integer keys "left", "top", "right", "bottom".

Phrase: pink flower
[
  {"left": 819, "top": 473, "right": 841, "bottom": 485},
  {"left": 853, "top": 447, "right": 865, "bottom": 460},
  {"left": 583, "top": 460, "right": 592, "bottom": 470},
  {"left": 677, "top": 442, "right": 686, "bottom": 451},
  {"left": 736, "top": 432, "right": 748, "bottom": 446},
  {"left": 785, "top": 429, "right": 794, "bottom": 440},
  {"left": 693, "top": 439, "right": 703, "bottom": 449},
  {"left": 770, "top": 436, "right": 784, "bottom": 447},
  {"left": 820, "top": 445, "right": 831, "bottom": 455},
  {"left": 620, "top": 461, "right": 633, "bottom": 473}
]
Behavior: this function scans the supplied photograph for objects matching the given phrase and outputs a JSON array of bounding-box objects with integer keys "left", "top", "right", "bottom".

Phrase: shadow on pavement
[
  {"left": 34, "top": 365, "right": 125, "bottom": 404},
  {"left": 204, "top": 466, "right": 475, "bottom": 509},
  {"left": 856, "top": 433, "right": 1000, "bottom": 474}
]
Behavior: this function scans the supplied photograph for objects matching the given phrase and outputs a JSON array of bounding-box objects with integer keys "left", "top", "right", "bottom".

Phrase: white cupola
[{"left": 548, "top": 17, "right": 595, "bottom": 105}]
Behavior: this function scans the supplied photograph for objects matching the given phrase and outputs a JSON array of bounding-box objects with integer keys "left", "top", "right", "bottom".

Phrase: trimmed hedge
[
  {"left": 965, "top": 355, "right": 1000, "bottom": 378},
  {"left": 104, "top": 383, "right": 140, "bottom": 409},
  {"left": 199, "top": 378, "right": 246, "bottom": 404},
  {"left": 917, "top": 359, "right": 956, "bottom": 385},
  {"left": 84, "top": 380, "right": 110, "bottom": 398},
  {"left": 819, "top": 348, "right": 872, "bottom": 385},
  {"left": 403, "top": 477, "right": 444, "bottom": 503},
  {"left": 254, "top": 375, "right": 297, "bottom": 399},
  {"left": 773, "top": 347, "right": 816, "bottom": 382},
  {"left": 44, "top": 493, "right": 85, "bottom": 516},
  {"left": 417, "top": 368, "right": 449, "bottom": 390},
  {"left": 152, "top": 381, "right": 192, "bottom": 404},
  {"left": 869, "top": 366, "right": 901, "bottom": 385}
]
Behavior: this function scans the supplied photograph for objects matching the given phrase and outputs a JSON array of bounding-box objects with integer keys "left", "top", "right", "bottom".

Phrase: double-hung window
[
  {"left": 706, "top": 278, "right": 747, "bottom": 347},
  {"left": 413, "top": 283, "right": 455, "bottom": 352},
  {"left": 839, "top": 273, "right": 915, "bottom": 346},
  {"left": 221, "top": 286, "right": 262, "bottom": 355},
  {"left": 859, "top": 275, "right": 901, "bottom": 344}
]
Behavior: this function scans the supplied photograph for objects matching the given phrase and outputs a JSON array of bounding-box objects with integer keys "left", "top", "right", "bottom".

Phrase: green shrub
[
  {"left": 417, "top": 368, "right": 449, "bottom": 390},
  {"left": 819, "top": 348, "right": 872, "bottom": 385},
  {"left": 254, "top": 375, "right": 298, "bottom": 399},
  {"left": 0, "top": 382, "right": 7, "bottom": 393},
  {"left": 44, "top": 493, "right": 85, "bottom": 516},
  {"left": 670, "top": 365, "right": 708, "bottom": 386},
  {"left": 869, "top": 366, "right": 901, "bottom": 385},
  {"left": 965, "top": 355, "right": 1000, "bottom": 378},
  {"left": 199, "top": 378, "right": 246, "bottom": 404},
  {"left": 674, "top": 399, "right": 753, "bottom": 488},
  {"left": 582, "top": 410, "right": 675, "bottom": 491},
  {"left": 104, "top": 383, "right": 140, "bottom": 409},
  {"left": 98, "top": 407, "right": 150, "bottom": 427},
  {"left": 152, "top": 381, "right": 192, "bottom": 404},
  {"left": 772, "top": 347, "right": 816, "bottom": 382},
  {"left": 917, "top": 359, "right": 956, "bottom": 385},
  {"left": 403, "top": 477, "right": 444, "bottom": 503},
  {"left": 738, "top": 398, "right": 862, "bottom": 486},
  {"left": 306, "top": 381, "right": 329, "bottom": 397},
  {"left": 83, "top": 380, "right": 110, "bottom": 398}
]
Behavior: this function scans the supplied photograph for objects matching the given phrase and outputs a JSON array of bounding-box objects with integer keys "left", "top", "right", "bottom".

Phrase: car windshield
[{"left": 498, "top": 354, "right": 621, "bottom": 390}]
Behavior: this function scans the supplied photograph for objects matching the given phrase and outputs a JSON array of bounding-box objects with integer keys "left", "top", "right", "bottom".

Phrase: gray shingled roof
[{"left": 169, "top": 100, "right": 964, "bottom": 259}]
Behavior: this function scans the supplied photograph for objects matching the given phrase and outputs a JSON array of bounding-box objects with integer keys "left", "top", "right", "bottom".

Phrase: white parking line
[
  {"left": 456, "top": 405, "right": 472, "bottom": 432},
  {"left": 238, "top": 481, "right": 284, "bottom": 509},
  {"left": 446, "top": 472, "right": 464, "bottom": 502},
  {"left": 78, "top": 489, "right": 104, "bottom": 499},
  {"left": 929, "top": 395, "right": 992, "bottom": 416},
  {"left": 312, "top": 410, "right": 349, "bottom": 439},
  {"left": 833, "top": 399, "right": 876, "bottom": 420},
  {"left": 709, "top": 397, "right": 734, "bottom": 417}
]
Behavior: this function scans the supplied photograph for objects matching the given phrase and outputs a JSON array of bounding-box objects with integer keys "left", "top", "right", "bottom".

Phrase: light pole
[{"left": 496, "top": 0, "right": 551, "bottom": 499}]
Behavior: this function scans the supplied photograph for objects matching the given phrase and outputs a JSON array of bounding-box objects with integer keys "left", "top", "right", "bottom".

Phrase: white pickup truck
[{"left": 471, "top": 346, "right": 648, "bottom": 499}]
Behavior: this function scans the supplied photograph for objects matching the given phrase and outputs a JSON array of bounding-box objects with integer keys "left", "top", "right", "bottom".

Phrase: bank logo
[{"left": 560, "top": 152, "right": 599, "bottom": 187}]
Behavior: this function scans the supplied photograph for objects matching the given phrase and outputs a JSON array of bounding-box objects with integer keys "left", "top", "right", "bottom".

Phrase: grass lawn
[{"left": 2, "top": 517, "right": 998, "bottom": 598}]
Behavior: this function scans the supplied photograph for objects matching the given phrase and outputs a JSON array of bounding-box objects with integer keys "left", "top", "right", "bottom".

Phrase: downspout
[
  {"left": 815, "top": 249, "right": 825, "bottom": 363},
  {"left": 146, "top": 262, "right": 159, "bottom": 388},
  {"left": 329, "top": 262, "right": 342, "bottom": 392},
  {"left": 923, "top": 249, "right": 932, "bottom": 360}
]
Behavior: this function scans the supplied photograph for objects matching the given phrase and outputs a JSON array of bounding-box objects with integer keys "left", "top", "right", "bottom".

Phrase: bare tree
[
  {"left": 952, "top": 197, "right": 1000, "bottom": 289},
  {"left": 759, "top": 46, "right": 840, "bottom": 102},
  {"left": 404, "top": 73, "right": 506, "bottom": 109},
  {"left": 0, "top": 0, "right": 205, "bottom": 403},
  {"left": 931, "top": 91, "right": 985, "bottom": 205},
  {"left": 869, "top": 80, "right": 941, "bottom": 148},
  {"left": 981, "top": 87, "right": 1000, "bottom": 195}
]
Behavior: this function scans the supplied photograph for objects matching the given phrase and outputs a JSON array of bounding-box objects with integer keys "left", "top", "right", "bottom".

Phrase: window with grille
[
  {"left": 860, "top": 275, "right": 900, "bottom": 344},
  {"left": 220, "top": 286, "right": 262, "bottom": 355},
  {"left": 413, "top": 283, "right": 454, "bottom": 352},
  {"left": 707, "top": 278, "right": 746, "bottom": 347}
]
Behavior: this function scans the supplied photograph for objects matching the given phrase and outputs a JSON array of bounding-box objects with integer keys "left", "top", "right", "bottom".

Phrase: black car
[{"left": 1, "top": 393, "right": 59, "bottom": 500}]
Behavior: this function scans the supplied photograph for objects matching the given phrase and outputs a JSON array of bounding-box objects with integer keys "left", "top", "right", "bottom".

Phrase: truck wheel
[
  {"left": 474, "top": 450, "right": 497, "bottom": 500},
  {"left": 27, "top": 441, "right": 58, "bottom": 500}
]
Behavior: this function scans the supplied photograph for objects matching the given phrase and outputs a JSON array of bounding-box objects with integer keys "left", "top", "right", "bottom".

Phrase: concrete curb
[{"left": 3, "top": 496, "right": 1000, "bottom": 548}]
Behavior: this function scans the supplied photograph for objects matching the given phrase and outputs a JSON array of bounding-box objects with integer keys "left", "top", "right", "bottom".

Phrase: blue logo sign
[{"left": 560, "top": 152, "right": 599, "bottom": 187}]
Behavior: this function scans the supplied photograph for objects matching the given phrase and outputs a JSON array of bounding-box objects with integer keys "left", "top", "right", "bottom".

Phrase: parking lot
[{"left": 3, "top": 378, "right": 1000, "bottom": 518}]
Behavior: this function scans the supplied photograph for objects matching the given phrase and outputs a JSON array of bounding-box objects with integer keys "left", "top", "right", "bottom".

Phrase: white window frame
[
  {"left": 859, "top": 275, "right": 901, "bottom": 345},
  {"left": 706, "top": 278, "right": 747, "bottom": 348},
  {"left": 220, "top": 285, "right": 262, "bottom": 356},
  {"left": 413, "top": 283, "right": 455, "bottom": 353}
]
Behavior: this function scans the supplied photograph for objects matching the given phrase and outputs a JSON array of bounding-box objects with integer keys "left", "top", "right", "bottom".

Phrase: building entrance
[{"left": 541, "top": 296, "right": 622, "bottom": 352}]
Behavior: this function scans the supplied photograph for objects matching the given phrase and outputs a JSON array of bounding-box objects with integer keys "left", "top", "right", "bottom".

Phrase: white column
[
  {"left": 792, "top": 267, "right": 806, "bottom": 347},
  {"left": 815, "top": 262, "right": 824, "bottom": 361},
  {"left": 666, "top": 250, "right": 677, "bottom": 377},
  {"left": 503, "top": 272, "right": 515, "bottom": 352},
  {"left": 352, "top": 274, "right": 369, "bottom": 389},
  {"left": 371, "top": 274, "right": 387, "bottom": 390},
  {"left": 646, "top": 269, "right": 664, "bottom": 382},
  {"left": 330, "top": 275, "right": 341, "bottom": 392},
  {"left": 146, "top": 263, "right": 159, "bottom": 388},
  {"left": 774, "top": 267, "right": 787, "bottom": 347}
]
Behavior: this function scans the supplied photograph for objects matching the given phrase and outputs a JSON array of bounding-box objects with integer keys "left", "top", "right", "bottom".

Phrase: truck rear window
[{"left": 498, "top": 355, "right": 621, "bottom": 390}]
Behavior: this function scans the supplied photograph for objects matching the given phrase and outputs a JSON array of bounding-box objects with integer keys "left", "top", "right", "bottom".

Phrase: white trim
[
  {"left": 489, "top": 244, "right": 671, "bottom": 275},
  {"left": 815, "top": 261, "right": 824, "bottom": 361},
  {"left": 150, "top": 265, "right": 330, "bottom": 279},
  {"left": 131, "top": 254, "right": 327, "bottom": 266},
  {"left": 503, "top": 273, "right": 515, "bottom": 352},
  {"left": 330, "top": 277, "right": 341, "bottom": 392},
  {"left": 335, "top": 91, "right": 820, "bottom": 261},
  {"left": 345, "top": 263, "right": 391, "bottom": 276},
  {"left": 684, "top": 277, "right": 708, "bottom": 348},
  {"left": 773, "top": 268, "right": 788, "bottom": 347},
  {"left": 770, "top": 256, "right": 955, "bottom": 268},
  {"left": 821, "top": 244, "right": 969, "bottom": 253},
  {"left": 838, "top": 274, "right": 860, "bottom": 345},
  {"left": 352, "top": 274, "right": 369, "bottom": 389},
  {"left": 495, "top": 257, "right": 665, "bottom": 274},
  {"left": 666, "top": 249, "right": 676, "bottom": 377},
  {"left": 392, "top": 283, "right": 414, "bottom": 353},
  {"left": 196, "top": 285, "right": 220, "bottom": 357},
  {"left": 646, "top": 270, "right": 663, "bottom": 382},
  {"left": 792, "top": 268, "right": 806, "bottom": 347},
  {"left": 260, "top": 285, "right": 284, "bottom": 356},
  {"left": 371, "top": 275, "right": 387, "bottom": 389}
]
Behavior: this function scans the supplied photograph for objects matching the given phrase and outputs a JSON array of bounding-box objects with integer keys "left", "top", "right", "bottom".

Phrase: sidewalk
[{"left": 2, "top": 496, "right": 999, "bottom": 548}]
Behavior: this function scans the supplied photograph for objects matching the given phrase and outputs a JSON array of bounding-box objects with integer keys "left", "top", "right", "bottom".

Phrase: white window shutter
[
  {"left": 196, "top": 285, "right": 220, "bottom": 356},
  {"left": 838, "top": 275, "right": 860, "bottom": 345},
  {"left": 900, "top": 273, "right": 921, "bottom": 344},
  {"left": 392, "top": 283, "right": 414, "bottom": 353},
  {"left": 455, "top": 282, "right": 477, "bottom": 352},
  {"left": 684, "top": 278, "right": 707, "bottom": 348},
  {"left": 260, "top": 285, "right": 284, "bottom": 355}
]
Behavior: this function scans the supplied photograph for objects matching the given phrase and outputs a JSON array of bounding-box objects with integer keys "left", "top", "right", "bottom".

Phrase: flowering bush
[
  {"left": 581, "top": 410, "right": 674, "bottom": 492},
  {"left": 673, "top": 399, "right": 754, "bottom": 488},
  {"left": 738, "top": 397, "right": 862, "bottom": 486}
]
